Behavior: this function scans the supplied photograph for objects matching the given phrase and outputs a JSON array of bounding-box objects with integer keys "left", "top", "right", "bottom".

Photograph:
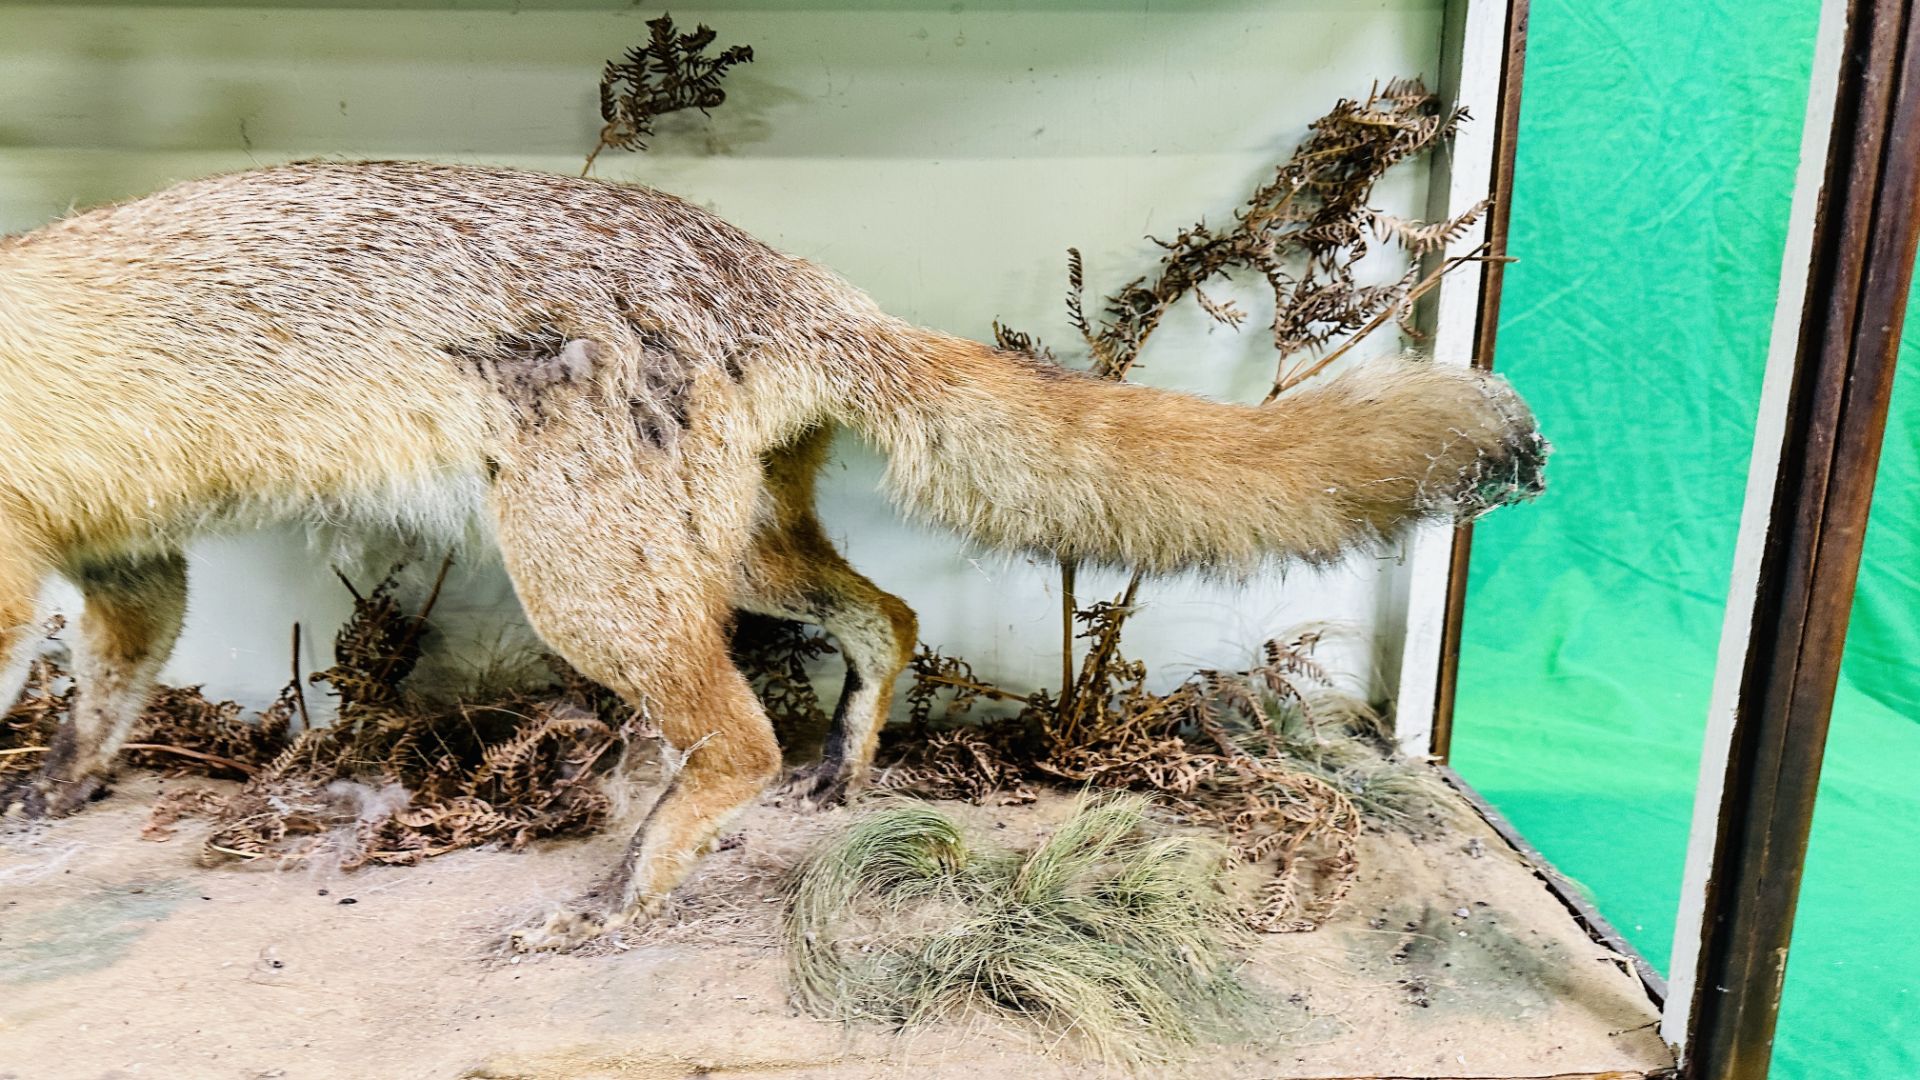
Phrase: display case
[{"left": 3, "top": 2, "right": 1906, "bottom": 1077}]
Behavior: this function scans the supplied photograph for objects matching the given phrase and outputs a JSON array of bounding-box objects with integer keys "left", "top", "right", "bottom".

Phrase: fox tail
[{"left": 841, "top": 327, "right": 1547, "bottom": 576}]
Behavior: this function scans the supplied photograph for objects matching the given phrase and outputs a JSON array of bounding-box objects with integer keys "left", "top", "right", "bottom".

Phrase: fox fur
[{"left": 0, "top": 161, "right": 1545, "bottom": 948}]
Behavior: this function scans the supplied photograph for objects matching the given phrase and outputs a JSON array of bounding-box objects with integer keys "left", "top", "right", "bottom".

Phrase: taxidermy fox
[{"left": 0, "top": 161, "right": 1545, "bottom": 949}]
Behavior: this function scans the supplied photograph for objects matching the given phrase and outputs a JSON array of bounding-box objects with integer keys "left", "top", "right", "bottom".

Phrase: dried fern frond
[
  {"left": 197, "top": 696, "right": 623, "bottom": 870},
  {"left": 585, "top": 13, "right": 754, "bottom": 174},
  {"left": 901, "top": 646, "right": 1030, "bottom": 730},
  {"left": 990, "top": 320, "right": 1053, "bottom": 360},
  {"left": 310, "top": 561, "right": 444, "bottom": 714},
  {"left": 127, "top": 684, "right": 289, "bottom": 780},
  {"left": 877, "top": 726, "right": 1037, "bottom": 806},
  {"left": 730, "top": 613, "right": 837, "bottom": 743},
  {"left": 1000, "top": 77, "right": 1484, "bottom": 396},
  {"left": 56, "top": 566, "right": 641, "bottom": 870},
  {"left": 887, "top": 622, "right": 1450, "bottom": 933}
]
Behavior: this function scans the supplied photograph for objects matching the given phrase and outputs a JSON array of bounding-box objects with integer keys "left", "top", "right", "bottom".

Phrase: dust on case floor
[{"left": 0, "top": 773, "right": 1671, "bottom": 1080}]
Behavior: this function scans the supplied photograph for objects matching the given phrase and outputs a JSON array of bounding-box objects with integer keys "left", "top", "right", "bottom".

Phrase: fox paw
[
  {"left": 508, "top": 904, "right": 634, "bottom": 954},
  {"left": 2, "top": 772, "right": 107, "bottom": 821},
  {"left": 774, "top": 762, "right": 850, "bottom": 809}
]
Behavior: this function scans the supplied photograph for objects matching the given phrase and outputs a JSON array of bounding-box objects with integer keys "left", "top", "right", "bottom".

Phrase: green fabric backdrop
[{"left": 1449, "top": 2, "right": 1918, "bottom": 1077}]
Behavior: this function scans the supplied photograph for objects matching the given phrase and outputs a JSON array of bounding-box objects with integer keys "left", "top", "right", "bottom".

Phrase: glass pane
[
  {"left": 1450, "top": 0, "right": 1820, "bottom": 976},
  {"left": 1456, "top": 5, "right": 1920, "bottom": 1076}
]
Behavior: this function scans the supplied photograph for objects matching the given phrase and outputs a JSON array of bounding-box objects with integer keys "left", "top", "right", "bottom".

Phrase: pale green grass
[{"left": 784, "top": 794, "right": 1264, "bottom": 1066}]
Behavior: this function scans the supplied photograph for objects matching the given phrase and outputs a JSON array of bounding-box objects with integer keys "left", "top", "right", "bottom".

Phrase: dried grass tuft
[
  {"left": 882, "top": 628, "right": 1441, "bottom": 933},
  {"left": 785, "top": 794, "right": 1262, "bottom": 1066}
]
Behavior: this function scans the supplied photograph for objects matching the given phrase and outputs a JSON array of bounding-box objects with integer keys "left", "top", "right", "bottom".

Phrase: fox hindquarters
[{"left": 0, "top": 161, "right": 1546, "bottom": 948}]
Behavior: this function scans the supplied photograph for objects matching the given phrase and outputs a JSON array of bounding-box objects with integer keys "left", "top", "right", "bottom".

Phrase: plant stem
[
  {"left": 1265, "top": 242, "right": 1498, "bottom": 401},
  {"left": 1058, "top": 561, "right": 1078, "bottom": 714},
  {"left": 290, "top": 622, "right": 311, "bottom": 733},
  {"left": 917, "top": 672, "right": 1032, "bottom": 705},
  {"left": 372, "top": 551, "right": 455, "bottom": 692},
  {"left": 121, "top": 743, "right": 260, "bottom": 776},
  {"left": 581, "top": 133, "right": 611, "bottom": 178},
  {"left": 1057, "top": 571, "right": 1143, "bottom": 747}
]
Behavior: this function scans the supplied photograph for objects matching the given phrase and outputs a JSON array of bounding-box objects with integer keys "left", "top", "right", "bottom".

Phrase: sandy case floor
[{"left": 0, "top": 773, "right": 1672, "bottom": 1080}]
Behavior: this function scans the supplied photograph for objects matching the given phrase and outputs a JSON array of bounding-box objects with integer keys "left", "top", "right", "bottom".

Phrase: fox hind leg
[
  {"left": 16, "top": 552, "right": 187, "bottom": 818},
  {"left": 735, "top": 441, "right": 915, "bottom": 805},
  {"left": 491, "top": 427, "right": 780, "bottom": 951},
  {"left": 733, "top": 518, "right": 913, "bottom": 803},
  {"left": 508, "top": 632, "right": 777, "bottom": 951}
]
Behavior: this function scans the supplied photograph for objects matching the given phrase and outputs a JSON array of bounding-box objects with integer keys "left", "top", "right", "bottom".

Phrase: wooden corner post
[{"left": 1667, "top": 0, "right": 1920, "bottom": 1074}]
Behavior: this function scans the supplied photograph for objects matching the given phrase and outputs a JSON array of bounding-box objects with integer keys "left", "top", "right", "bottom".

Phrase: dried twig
[{"left": 120, "top": 743, "right": 260, "bottom": 777}]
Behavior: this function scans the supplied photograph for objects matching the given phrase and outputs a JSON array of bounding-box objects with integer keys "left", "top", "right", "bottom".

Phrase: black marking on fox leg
[
  {"left": 814, "top": 664, "right": 863, "bottom": 779},
  {"left": 773, "top": 662, "right": 863, "bottom": 805},
  {"left": 36, "top": 723, "right": 82, "bottom": 790},
  {"left": 69, "top": 555, "right": 177, "bottom": 595}
]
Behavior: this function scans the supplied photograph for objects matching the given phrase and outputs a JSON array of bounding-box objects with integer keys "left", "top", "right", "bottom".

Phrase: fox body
[{"left": 0, "top": 161, "right": 1544, "bottom": 948}]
